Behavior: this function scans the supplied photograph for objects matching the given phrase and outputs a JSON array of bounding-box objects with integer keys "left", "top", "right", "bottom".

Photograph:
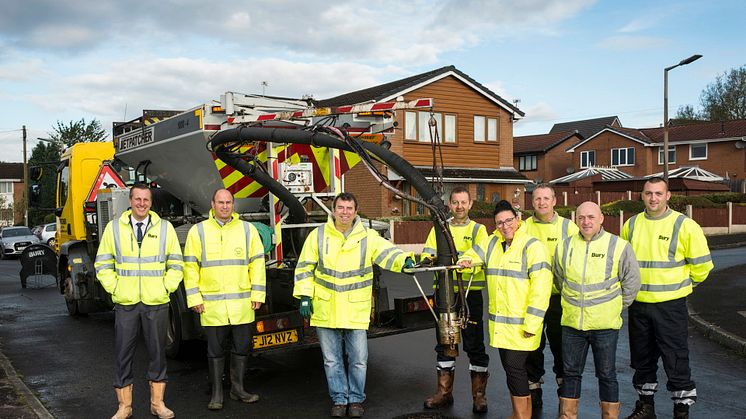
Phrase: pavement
[{"left": 1, "top": 233, "right": 745, "bottom": 418}]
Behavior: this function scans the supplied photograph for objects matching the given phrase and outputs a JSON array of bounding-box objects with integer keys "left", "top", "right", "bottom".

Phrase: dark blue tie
[{"left": 136, "top": 222, "right": 144, "bottom": 245}]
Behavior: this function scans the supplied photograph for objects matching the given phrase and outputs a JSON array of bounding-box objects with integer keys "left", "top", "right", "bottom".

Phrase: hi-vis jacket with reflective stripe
[
  {"left": 293, "top": 216, "right": 411, "bottom": 330},
  {"left": 524, "top": 213, "right": 579, "bottom": 295},
  {"left": 621, "top": 208, "right": 713, "bottom": 303},
  {"left": 95, "top": 210, "right": 183, "bottom": 306},
  {"left": 553, "top": 229, "right": 640, "bottom": 331},
  {"left": 461, "top": 223, "right": 552, "bottom": 351},
  {"left": 422, "top": 220, "right": 488, "bottom": 291},
  {"left": 183, "top": 211, "right": 266, "bottom": 327}
]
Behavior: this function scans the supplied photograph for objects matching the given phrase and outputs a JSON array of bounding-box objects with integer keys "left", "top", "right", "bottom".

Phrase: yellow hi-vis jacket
[
  {"left": 183, "top": 211, "right": 266, "bottom": 327},
  {"left": 293, "top": 216, "right": 411, "bottom": 330},
  {"left": 524, "top": 213, "right": 579, "bottom": 295},
  {"left": 95, "top": 210, "right": 184, "bottom": 306},
  {"left": 461, "top": 223, "right": 552, "bottom": 351},
  {"left": 621, "top": 208, "right": 713, "bottom": 303},
  {"left": 553, "top": 229, "right": 641, "bottom": 331},
  {"left": 422, "top": 219, "right": 488, "bottom": 291}
]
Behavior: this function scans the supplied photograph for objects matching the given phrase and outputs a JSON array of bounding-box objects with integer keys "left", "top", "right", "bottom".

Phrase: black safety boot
[
  {"left": 625, "top": 397, "right": 656, "bottom": 419},
  {"left": 673, "top": 403, "right": 689, "bottom": 419}
]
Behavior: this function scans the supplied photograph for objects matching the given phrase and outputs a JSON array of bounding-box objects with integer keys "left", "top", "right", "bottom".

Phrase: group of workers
[{"left": 93, "top": 177, "right": 712, "bottom": 419}]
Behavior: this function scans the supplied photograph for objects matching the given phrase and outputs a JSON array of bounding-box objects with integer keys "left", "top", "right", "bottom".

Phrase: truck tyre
[
  {"left": 63, "top": 275, "right": 81, "bottom": 316},
  {"left": 165, "top": 298, "right": 182, "bottom": 358}
]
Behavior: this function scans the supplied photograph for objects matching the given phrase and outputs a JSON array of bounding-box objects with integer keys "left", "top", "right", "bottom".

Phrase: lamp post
[{"left": 663, "top": 54, "right": 702, "bottom": 183}]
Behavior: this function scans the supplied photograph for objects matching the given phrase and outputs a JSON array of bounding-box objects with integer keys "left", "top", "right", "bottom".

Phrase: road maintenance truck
[{"left": 40, "top": 92, "right": 457, "bottom": 357}]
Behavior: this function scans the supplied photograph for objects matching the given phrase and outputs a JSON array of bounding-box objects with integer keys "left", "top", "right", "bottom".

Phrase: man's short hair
[
  {"left": 449, "top": 186, "right": 471, "bottom": 201},
  {"left": 333, "top": 192, "right": 358, "bottom": 210},
  {"left": 129, "top": 183, "right": 151, "bottom": 199},
  {"left": 493, "top": 199, "right": 518, "bottom": 216},
  {"left": 533, "top": 183, "right": 555, "bottom": 197},
  {"left": 212, "top": 188, "right": 234, "bottom": 202},
  {"left": 644, "top": 177, "right": 669, "bottom": 191}
]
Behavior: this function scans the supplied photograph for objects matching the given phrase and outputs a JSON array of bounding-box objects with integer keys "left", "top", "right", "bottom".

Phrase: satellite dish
[
  {"left": 566, "top": 166, "right": 576, "bottom": 174},
  {"left": 736, "top": 141, "right": 746, "bottom": 149}
]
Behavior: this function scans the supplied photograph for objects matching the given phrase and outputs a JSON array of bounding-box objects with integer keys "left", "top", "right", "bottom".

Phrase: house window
[
  {"left": 406, "top": 111, "right": 455, "bottom": 143},
  {"left": 477, "top": 184, "right": 485, "bottom": 201},
  {"left": 658, "top": 146, "right": 676, "bottom": 165},
  {"left": 690, "top": 143, "right": 707, "bottom": 160},
  {"left": 405, "top": 112, "right": 417, "bottom": 140},
  {"left": 444, "top": 115, "right": 456, "bottom": 143},
  {"left": 0, "top": 182, "right": 12, "bottom": 194},
  {"left": 580, "top": 150, "right": 596, "bottom": 168},
  {"left": 474, "top": 116, "right": 485, "bottom": 142},
  {"left": 611, "top": 147, "right": 635, "bottom": 166},
  {"left": 487, "top": 118, "right": 498, "bottom": 142},
  {"left": 519, "top": 155, "right": 537, "bottom": 171}
]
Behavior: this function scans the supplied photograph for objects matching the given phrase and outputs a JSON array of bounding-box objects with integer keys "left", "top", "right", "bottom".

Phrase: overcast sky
[{"left": 0, "top": 0, "right": 743, "bottom": 162}]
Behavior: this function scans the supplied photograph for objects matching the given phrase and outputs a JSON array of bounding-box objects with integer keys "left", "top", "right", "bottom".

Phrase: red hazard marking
[{"left": 86, "top": 163, "right": 126, "bottom": 204}]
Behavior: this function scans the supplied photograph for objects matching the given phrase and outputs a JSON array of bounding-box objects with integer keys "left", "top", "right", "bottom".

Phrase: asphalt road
[{"left": 1, "top": 249, "right": 745, "bottom": 418}]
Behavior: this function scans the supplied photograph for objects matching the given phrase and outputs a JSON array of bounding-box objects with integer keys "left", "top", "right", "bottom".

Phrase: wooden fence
[{"left": 391, "top": 203, "right": 746, "bottom": 248}]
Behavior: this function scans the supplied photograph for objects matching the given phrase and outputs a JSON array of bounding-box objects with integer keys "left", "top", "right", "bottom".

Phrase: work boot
[
  {"left": 149, "top": 381, "right": 175, "bottom": 419},
  {"left": 112, "top": 384, "right": 133, "bottom": 419},
  {"left": 558, "top": 397, "right": 579, "bottom": 419},
  {"left": 423, "top": 369, "right": 454, "bottom": 409},
  {"left": 470, "top": 370, "right": 489, "bottom": 413},
  {"left": 207, "top": 357, "right": 225, "bottom": 410},
  {"left": 673, "top": 403, "right": 689, "bottom": 419},
  {"left": 508, "top": 395, "right": 532, "bottom": 419},
  {"left": 348, "top": 402, "right": 365, "bottom": 417},
  {"left": 229, "top": 354, "right": 259, "bottom": 403},
  {"left": 330, "top": 404, "right": 347, "bottom": 417},
  {"left": 601, "top": 401, "right": 621, "bottom": 419},
  {"left": 625, "top": 397, "right": 656, "bottom": 419}
]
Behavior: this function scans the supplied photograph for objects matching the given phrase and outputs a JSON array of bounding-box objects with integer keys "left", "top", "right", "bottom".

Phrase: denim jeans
[
  {"left": 317, "top": 327, "right": 368, "bottom": 405},
  {"left": 561, "top": 326, "right": 619, "bottom": 402}
]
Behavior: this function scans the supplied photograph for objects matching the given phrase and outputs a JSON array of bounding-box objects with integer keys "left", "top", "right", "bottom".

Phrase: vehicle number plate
[{"left": 252, "top": 329, "right": 299, "bottom": 349}]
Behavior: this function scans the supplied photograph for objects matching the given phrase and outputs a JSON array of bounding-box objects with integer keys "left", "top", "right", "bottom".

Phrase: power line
[{"left": 0, "top": 128, "right": 23, "bottom": 135}]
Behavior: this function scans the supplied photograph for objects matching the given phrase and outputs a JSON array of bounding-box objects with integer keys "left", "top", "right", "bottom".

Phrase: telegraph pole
[{"left": 22, "top": 125, "right": 28, "bottom": 226}]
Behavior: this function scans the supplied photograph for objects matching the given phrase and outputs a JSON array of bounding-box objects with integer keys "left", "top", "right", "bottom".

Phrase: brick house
[
  {"left": 565, "top": 120, "right": 746, "bottom": 191},
  {"left": 513, "top": 130, "right": 584, "bottom": 184},
  {"left": 0, "top": 163, "right": 25, "bottom": 226},
  {"left": 316, "top": 66, "right": 528, "bottom": 217}
]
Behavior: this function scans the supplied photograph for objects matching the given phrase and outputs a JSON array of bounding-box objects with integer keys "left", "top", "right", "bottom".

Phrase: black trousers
[
  {"left": 526, "top": 294, "right": 563, "bottom": 383},
  {"left": 629, "top": 298, "right": 696, "bottom": 404},
  {"left": 434, "top": 289, "right": 489, "bottom": 370},
  {"left": 113, "top": 302, "right": 169, "bottom": 388},
  {"left": 204, "top": 323, "right": 252, "bottom": 358},
  {"left": 499, "top": 348, "right": 531, "bottom": 396}
]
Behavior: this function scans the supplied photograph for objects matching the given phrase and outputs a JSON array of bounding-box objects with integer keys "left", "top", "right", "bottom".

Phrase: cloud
[
  {"left": 617, "top": 16, "right": 661, "bottom": 33},
  {"left": 598, "top": 35, "right": 668, "bottom": 50}
]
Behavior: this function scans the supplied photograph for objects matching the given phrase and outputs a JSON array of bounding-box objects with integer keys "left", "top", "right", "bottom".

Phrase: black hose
[{"left": 210, "top": 127, "right": 458, "bottom": 315}]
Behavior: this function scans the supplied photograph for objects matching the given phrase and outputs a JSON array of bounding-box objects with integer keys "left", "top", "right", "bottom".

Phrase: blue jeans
[
  {"left": 317, "top": 327, "right": 368, "bottom": 405},
  {"left": 561, "top": 327, "right": 619, "bottom": 402}
]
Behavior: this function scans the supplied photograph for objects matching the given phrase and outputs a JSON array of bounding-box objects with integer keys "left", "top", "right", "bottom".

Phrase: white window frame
[
  {"left": 519, "top": 155, "right": 537, "bottom": 171},
  {"left": 580, "top": 150, "right": 596, "bottom": 168},
  {"left": 473, "top": 116, "right": 485, "bottom": 142},
  {"left": 487, "top": 118, "right": 498, "bottom": 142},
  {"left": 658, "top": 146, "right": 676, "bottom": 165},
  {"left": 405, "top": 111, "right": 417, "bottom": 141},
  {"left": 444, "top": 114, "right": 456, "bottom": 143},
  {"left": 689, "top": 143, "right": 708, "bottom": 160},
  {"left": 611, "top": 147, "right": 635, "bottom": 167},
  {"left": 0, "top": 182, "right": 12, "bottom": 194}
]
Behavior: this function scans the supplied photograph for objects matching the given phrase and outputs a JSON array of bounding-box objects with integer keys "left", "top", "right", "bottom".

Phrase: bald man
[{"left": 553, "top": 202, "right": 640, "bottom": 419}]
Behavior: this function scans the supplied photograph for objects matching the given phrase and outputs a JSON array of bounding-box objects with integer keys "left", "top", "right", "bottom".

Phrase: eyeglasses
[{"left": 496, "top": 217, "right": 516, "bottom": 228}]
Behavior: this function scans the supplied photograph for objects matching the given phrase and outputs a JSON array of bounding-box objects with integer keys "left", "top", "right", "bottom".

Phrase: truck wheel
[
  {"left": 63, "top": 276, "right": 80, "bottom": 316},
  {"left": 165, "top": 299, "right": 182, "bottom": 358}
]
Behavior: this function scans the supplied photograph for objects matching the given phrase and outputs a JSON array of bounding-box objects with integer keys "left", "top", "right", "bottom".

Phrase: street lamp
[{"left": 663, "top": 54, "right": 702, "bottom": 183}]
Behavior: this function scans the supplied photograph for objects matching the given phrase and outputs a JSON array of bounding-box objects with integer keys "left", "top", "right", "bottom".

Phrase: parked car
[
  {"left": 0, "top": 227, "right": 40, "bottom": 258},
  {"left": 36, "top": 223, "right": 56, "bottom": 247}
]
